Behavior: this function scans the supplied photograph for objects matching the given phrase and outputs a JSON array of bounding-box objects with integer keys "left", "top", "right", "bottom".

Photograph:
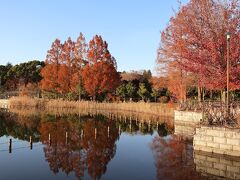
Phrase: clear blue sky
[{"left": 0, "top": 0, "right": 189, "bottom": 73}]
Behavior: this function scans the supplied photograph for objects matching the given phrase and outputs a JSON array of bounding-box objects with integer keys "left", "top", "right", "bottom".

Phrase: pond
[{"left": 0, "top": 110, "right": 207, "bottom": 180}]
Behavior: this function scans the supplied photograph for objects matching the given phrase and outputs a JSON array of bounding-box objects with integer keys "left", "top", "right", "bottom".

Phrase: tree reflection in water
[
  {"left": 0, "top": 110, "right": 174, "bottom": 180},
  {"left": 39, "top": 115, "right": 119, "bottom": 180},
  {"left": 0, "top": 111, "right": 40, "bottom": 141},
  {"left": 151, "top": 135, "right": 204, "bottom": 180}
]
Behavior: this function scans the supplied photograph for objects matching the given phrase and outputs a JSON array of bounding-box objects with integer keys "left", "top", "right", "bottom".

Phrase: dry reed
[{"left": 8, "top": 96, "right": 177, "bottom": 117}]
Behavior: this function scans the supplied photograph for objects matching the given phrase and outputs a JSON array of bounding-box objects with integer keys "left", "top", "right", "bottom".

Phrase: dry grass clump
[
  {"left": 9, "top": 96, "right": 45, "bottom": 108},
  {"left": 83, "top": 102, "right": 177, "bottom": 117},
  {"left": 46, "top": 99, "right": 79, "bottom": 109},
  {"left": 8, "top": 107, "right": 174, "bottom": 125},
  {"left": 8, "top": 96, "right": 176, "bottom": 117}
]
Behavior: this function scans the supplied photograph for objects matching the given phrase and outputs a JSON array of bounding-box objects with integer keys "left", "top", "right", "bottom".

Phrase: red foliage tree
[
  {"left": 71, "top": 33, "right": 87, "bottom": 93},
  {"left": 167, "top": 67, "right": 187, "bottom": 102},
  {"left": 157, "top": 0, "right": 240, "bottom": 91},
  {"left": 59, "top": 37, "right": 75, "bottom": 93},
  {"left": 40, "top": 39, "right": 62, "bottom": 94},
  {"left": 150, "top": 76, "right": 168, "bottom": 91},
  {"left": 40, "top": 34, "right": 120, "bottom": 100},
  {"left": 82, "top": 35, "right": 120, "bottom": 100}
]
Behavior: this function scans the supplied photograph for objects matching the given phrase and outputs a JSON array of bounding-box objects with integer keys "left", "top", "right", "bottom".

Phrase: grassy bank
[{"left": 8, "top": 96, "right": 176, "bottom": 117}]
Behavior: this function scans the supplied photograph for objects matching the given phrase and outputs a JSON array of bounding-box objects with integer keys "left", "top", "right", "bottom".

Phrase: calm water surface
[{"left": 0, "top": 110, "right": 205, "bottom": 180}]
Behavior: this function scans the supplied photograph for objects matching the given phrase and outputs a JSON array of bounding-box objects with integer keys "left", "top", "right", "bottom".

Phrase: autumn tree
[
  {"left": 40, "top": 34, "right": 121, "bottom": 101},
  {"left": 40, "top": 39, "right": 63, "bottom": 95},
  {"left": 150, "top": 76, "right": 168, "bottom": 91},
  {"left": 58, "top": 37, "right": 76, "bottom": 94},
  {"left": 167, "top": 62, "right": 188, "bottom": 102},
  {"left": 157, "top": 0, "right": 240, "bottom": 100},
  {"left": 82, "top": 35, "right": 120, "bottom": 100},
  {"left": 72, "top": 33, "right": 88, "bottom": 100},
  {"left": 60, "top": 34, "right": 87, "bottom": 95},
  {"left": 40, "top": 33, "right": 88, "bottom": 98}
]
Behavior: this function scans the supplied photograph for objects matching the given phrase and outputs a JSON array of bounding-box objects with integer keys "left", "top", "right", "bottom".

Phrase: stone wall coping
[
  {"left": 174, "top": 110, "right": 202, "bottom": 114},
  {"left": 197, "top": 126, "right": 240, "bottom": 132},
  {"left": 194, "top": 150, "right": 240, "bottom": 161}
]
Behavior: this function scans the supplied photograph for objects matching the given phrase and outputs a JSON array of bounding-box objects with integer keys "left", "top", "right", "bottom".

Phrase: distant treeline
[
  {"left": 0, "top": 60, "right": 44, "bottom": 96},
  {"left": 2, "top": 59, "right": 239, "bottom": 102}
]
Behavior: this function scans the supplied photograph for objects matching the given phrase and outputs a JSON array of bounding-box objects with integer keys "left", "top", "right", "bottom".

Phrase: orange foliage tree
[
  {"left": 71, "top": 33, "right": 87, "bottom": 97},
  {"left": 40, "top": 39, "right": 62, "bottom": 94},
  {"left": 82, "top": 35, "right": 120, "bottom": 100},
  {"left": 40, "top": 34, "right": 119, "bottom": 100},
  {"left": 58, "top": 37, "right": 76, "bottom": 93}
]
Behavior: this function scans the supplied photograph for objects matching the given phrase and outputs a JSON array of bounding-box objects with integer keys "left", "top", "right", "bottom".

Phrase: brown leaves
[
  {"left": 40, "top": 33, "right": 120, "bottom": 99},
  {"left": 82, "top": 61, "right": 120, "bottom": 99},
  {"left": 81, "top": 35, "right": 120, "bottom": 99}
]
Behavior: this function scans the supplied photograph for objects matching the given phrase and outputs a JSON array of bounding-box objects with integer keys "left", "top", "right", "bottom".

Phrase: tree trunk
[
  {"left": 221, "top": 90, "right": 226, "bottom": 102},
  {"left": 200, "top": 88, "right": 205, "bottom": 102},
  {"left": 183, "top": 86, "right": 187, "bottom": 102},
  {"left": 198, "top": 86, "right": 201, "bottom": 102},
  {"left": 202, "top": 89, "right": 205, "bottom": 102},
  {"left": 210, "top": 90, "right": 213, "bottom": 99}
]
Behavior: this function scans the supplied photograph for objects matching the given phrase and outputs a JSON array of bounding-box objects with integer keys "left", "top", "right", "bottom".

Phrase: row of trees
[
  {"left": 0, "top": 59, "right": 170, "bottom": 102},
  {"left": 156, "top": 0, "right": 240, "bottom": 102},
  {"left": 1, "top": 57, "right": 226, "bottom": 102},
  {"left": 40, "top": 33, "right": 120, "bottom": 100},
  {"left": 0, "top": 55, "right": 169, "bottom": 102},
  {"left": 40, "top": 33, "right": 171, "bottom": 102}
]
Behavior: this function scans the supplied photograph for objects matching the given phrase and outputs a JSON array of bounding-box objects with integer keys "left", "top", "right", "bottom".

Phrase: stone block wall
[
  {"left": 174, "top": 111, "right": 202, "bottom": 137},
  {"left": 194, "top": 150, "right": 240, "bottom": 179},
  {"left": 194, "top": 127, "right": 240, "bottom": 157}
]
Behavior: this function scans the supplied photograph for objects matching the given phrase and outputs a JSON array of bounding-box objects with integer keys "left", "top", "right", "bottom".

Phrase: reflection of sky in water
[
  {"left": 102, "top": 132, "right": 158, "bottom": 180},
  {"left": 0, "top": 136, "right": 76, "bottom": 180}
]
